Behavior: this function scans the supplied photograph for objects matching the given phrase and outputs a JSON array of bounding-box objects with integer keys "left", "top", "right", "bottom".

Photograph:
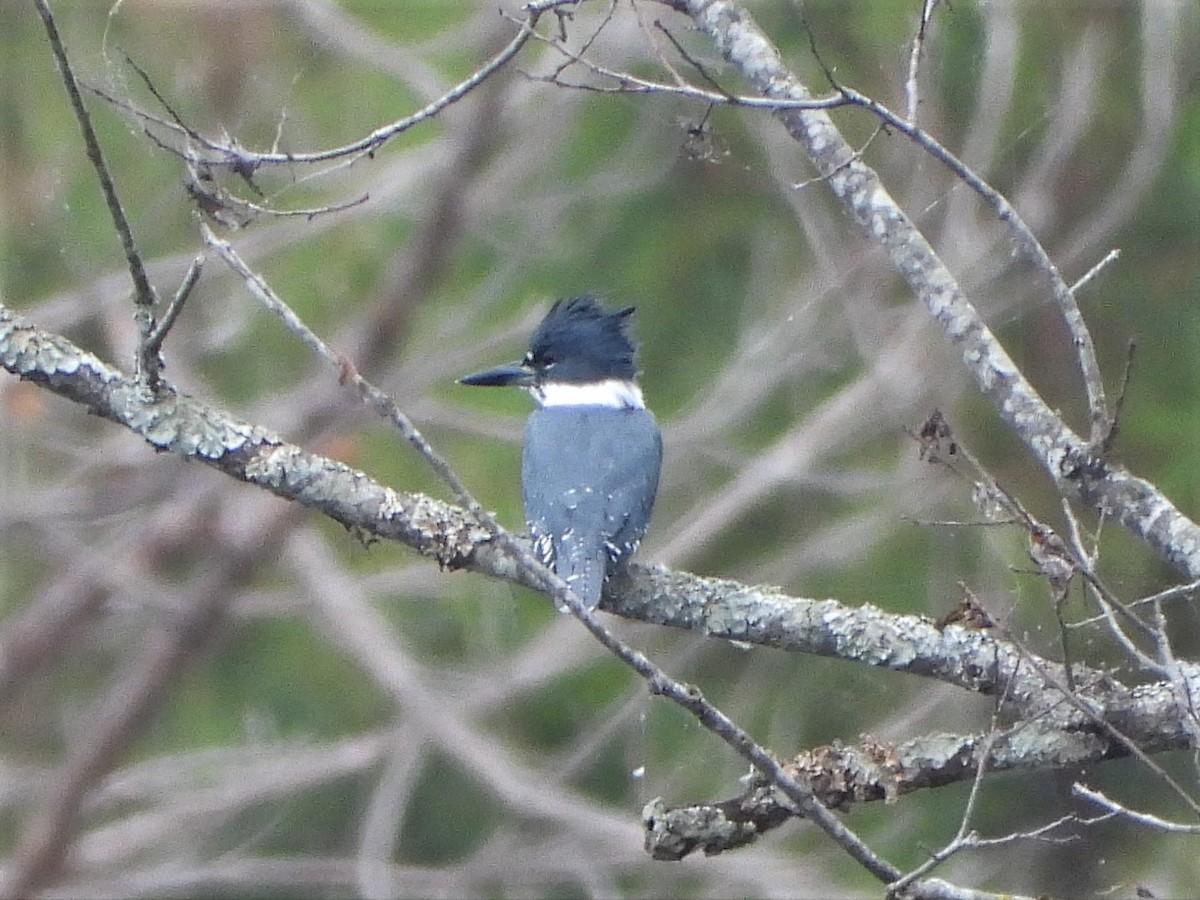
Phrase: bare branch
[
  {"left": 671, "top": 0, "right": 1200, "bottom": 583},
  {"left": 1069, "top": 248, "right": 1121, "bottom": 296},
  {"left": 1073, "top": 784, "right": 1200, "bottom": 834},
  {"left": 103, "top": 0, "right": 575, "bottom": 173},
  {"left": 643, "top": 715, "right": 1123, "bottom": 864},
  {"left": 142, "top": 255, "right": 203, "bottom": 368},
  {"left": 905, "top": 0, "right": 941, "bottom": 123},
  {"left": 31, "top": 0, "right": 159, "bottom": 383}
]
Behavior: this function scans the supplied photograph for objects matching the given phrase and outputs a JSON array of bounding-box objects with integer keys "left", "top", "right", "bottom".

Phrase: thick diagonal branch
[{"left": 671, "top": 0, "right": 1200, "bottom": 580}]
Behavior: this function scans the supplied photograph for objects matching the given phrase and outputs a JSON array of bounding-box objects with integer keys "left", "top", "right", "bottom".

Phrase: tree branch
[
  {"left": 671, "top": 0, "right": 1200, "bottom": 581},
  {"left": 5, "top": 300, "right": 1196, "bottom": 767}
]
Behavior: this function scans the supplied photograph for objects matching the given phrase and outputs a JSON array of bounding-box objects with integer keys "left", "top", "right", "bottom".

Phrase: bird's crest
[{"left": 527, "top": 295, "right": 639, "bottom": 382}]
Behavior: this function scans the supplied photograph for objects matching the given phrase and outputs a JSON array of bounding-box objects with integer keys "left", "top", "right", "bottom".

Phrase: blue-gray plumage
[
  {"left": 523, "top": 405, "right": 661, "bottom": 606},
  {"left": 460, "top": 296, "right": 662, "bottom": 609}
]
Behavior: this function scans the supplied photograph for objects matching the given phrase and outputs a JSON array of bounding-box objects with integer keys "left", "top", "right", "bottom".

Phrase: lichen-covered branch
[
  {"left": 643, "top": 714, "right": 1169, "bottom": 861},
  {"left": 6, "top": 300, "right": 1198, "bottom": 736},
  {"left": 0, "top": 304, "right": 490, "bottom": 571}
]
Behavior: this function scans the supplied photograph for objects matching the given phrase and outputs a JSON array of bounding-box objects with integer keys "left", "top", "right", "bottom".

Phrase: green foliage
[
  {"left": 396, "top": 752, "right": 501, "bottom": 864},
  {"left": 153, "top": 618, "right": 390, "bottom": 747}
]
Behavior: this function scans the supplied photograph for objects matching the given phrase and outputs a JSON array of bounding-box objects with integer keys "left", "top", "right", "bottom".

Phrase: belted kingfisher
[{"left": 460, "top": 296, "right": 662, "bottom": 609}]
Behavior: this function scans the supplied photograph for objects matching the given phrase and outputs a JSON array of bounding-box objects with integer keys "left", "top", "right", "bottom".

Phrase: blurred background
[{"left": 2, "top": 1, "right": 1199, "bottom": 896}]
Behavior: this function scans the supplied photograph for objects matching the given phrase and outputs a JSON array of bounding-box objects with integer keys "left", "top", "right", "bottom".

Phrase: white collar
[{"left": 532, "top": 379, "right": 645, "bottom": 409}]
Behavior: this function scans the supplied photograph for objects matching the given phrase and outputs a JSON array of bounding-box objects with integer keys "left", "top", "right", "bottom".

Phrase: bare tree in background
[{"left": 1, "top": 1, "right": 1198, "bottom": 897}]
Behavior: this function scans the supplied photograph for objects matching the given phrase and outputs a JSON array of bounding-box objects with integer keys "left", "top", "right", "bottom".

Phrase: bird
[{"left": 460, "top": 296, "right": 662, "bottom": 610}]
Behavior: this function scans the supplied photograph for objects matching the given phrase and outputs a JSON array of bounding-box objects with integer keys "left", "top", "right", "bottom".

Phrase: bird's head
[{"left": 460, "top": 296, "right": 645, "bottom": 409}]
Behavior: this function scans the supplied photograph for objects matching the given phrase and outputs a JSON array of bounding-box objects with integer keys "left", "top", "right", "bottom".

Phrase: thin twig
[
  {"left": 143, "top": 255, "right": 204, "bottom": 365},
  {"left": 1069, "top": 248, "right": 1121, "bottom": 296},
  {"left": 1060, "top": 498, "right": 1148, "bottom": 664},
  {"left": 1147, "top": 595, "right": 1200, "bottom": 746},
  {"left": 1101, "top": 338, "right": 1135, "bottom": 453},
  {"left": 181, "top": 153, "right": 369, "bottom": 225},
  {"left": 678, "top": 11, "right": 1113, "bottom": 450},
  {"left": 1071, "top": 576, "right": 1200, "bottom": 628},
  {"left": 200, "top": 224, "right": 482, "bottom": 516},
  {"left": 632, "top": 1, "right": 689, "bottom": 85},
  {"left": 119, "top": 47, "right": 204, "bottom": 145},
  {"left": 102, "top": 0, "right": 577, "bottom": 172},
  {"left": 516, "top": 7, "right": 847, "bottom": 110},
  {"left": 1073, "top": 783, "right": 1200, "bottom": 833},
  {"left": 32, "top": 0, "right": 160, "bottom": 384},
  {"left": 905, "top": 0, "right": 940, "bottom": 124},
  {"left": 916, "top": 410, "right": 1157, "bottom": 647},
  {"left": 654, "top": 18, "right": 735, "bottom": 99},
  {"left": 888, "top": 711, "right": 1009, "bottom": 893},
  {"left": 966, "top": 812, "right": 1096, "bottom": 848},
  {"left": 545, "top": 0, "right": 619, "bottom": 82},
  {"left": 1057, "top": 499, "right": 1161, "bottom": 673}
]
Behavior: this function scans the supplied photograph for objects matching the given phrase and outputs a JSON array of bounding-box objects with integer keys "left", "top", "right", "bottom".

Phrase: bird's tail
[{"left": 555, "top": 541, "right": 606, "bottom": 611}]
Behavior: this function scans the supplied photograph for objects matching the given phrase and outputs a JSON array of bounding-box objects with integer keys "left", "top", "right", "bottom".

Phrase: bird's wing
[{"left": 522, "top": 408, "right": 661, "bottom": 609}]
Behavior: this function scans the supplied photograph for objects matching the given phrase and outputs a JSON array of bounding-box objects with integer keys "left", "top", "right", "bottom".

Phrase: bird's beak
[{"left": 458, "top": 361, "right": 534, "bottom": 388}]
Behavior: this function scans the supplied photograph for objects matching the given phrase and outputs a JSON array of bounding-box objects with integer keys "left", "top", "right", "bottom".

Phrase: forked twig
[{"left": 32, "top": 0, "right": 164, "bottom": 385}]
